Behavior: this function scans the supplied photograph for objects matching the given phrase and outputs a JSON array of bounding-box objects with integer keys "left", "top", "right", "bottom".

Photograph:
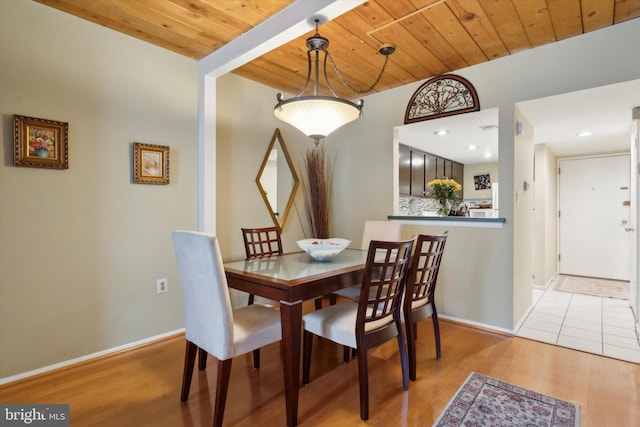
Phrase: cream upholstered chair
[
  {"left": 403, "top": 232, "right": 449, "bottom": 381},
  {"left": 333, "top": 220, "right": 402, "bottom": 301},
  {"left": 172, "top": 231, "right": 282, "bottom": 427},
  {"left": 302, "top": 238, "right": 414, "bottom": 421}
]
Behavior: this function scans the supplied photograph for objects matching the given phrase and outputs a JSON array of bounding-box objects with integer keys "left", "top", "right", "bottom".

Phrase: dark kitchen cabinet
[
  {"left": 399, "top": 144, "right": 426, "bottom": 196},
  {"left": 451, "top": 161, "right": 463, "bottom": 181},
  {"left": 451, "top": 161, "right": 464, "bottom": 199},
  {"left": 436, "top": 158, "right": 464, "bottom": 199},
  {"left": 399, "top": 144, "right": 411, "bottom": 195},
  {"left": 425, "top": 153, "right": 436, "bottom": 183},
  {"left": 398, "top": 144, "right": 425, "bottom": 196},
  {"left": 435, "top": 157, "right": 452, "bottom": 181},
  {"left": 411, "top": 151, "right": 425, "bottom": 196},
  {"left": 423, "top": 153, "right": 436, "bottom": 197},
  {"left": 399, "top": 144, "right": 464, "bottom": 198}
]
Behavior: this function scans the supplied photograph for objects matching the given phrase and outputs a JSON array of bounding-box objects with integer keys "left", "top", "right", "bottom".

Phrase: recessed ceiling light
[
  {"left": 467, "top": 145, "right": 478, "bottom": 150},
  {"left": 434, "top": 129, "right": 449, "bottom": 136},
  {"left": 577, "top": 131, "right": 593, "bottom": 137},
  {"left": 483, "top": 153, "right": 492, "bottom": 159}
]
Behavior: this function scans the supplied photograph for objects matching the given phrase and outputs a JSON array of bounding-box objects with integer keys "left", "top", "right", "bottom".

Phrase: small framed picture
[
  {"left": 14, "top": 115, "right": 69, "bottom": 169},
  {"left": 474, "top": 174, "right": 491, "bottom": 190},
  {"left": 133, "top": 142, "right": 170, "bottom": 184}
]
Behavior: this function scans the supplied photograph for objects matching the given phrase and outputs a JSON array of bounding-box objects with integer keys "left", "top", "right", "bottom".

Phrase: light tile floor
[{"left": 516, "top": 276, "right": 640, "bottom": 364}]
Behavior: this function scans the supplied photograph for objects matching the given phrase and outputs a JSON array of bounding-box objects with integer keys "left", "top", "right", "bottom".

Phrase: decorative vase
[
  {"left": 438, "top": 199, "right": 452, "bottom": 216},
  {"left": 35, "top": 148, "right": 50, "bottom": 158}
]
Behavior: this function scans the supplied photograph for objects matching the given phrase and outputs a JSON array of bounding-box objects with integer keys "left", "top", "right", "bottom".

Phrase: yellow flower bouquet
[
  {"left": 428, "top": 178, "right": 462, "bottom": 200},
  {"left": 428, "top": 178, "right": 462, "bottom": 215}
]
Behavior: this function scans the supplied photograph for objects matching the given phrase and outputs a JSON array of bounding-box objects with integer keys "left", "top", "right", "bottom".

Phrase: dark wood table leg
[{"left": 279, "top": 300, "right": 303, "bottom": 427}]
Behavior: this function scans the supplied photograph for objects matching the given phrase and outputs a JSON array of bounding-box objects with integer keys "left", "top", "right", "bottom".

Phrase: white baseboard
[
  {"left": 439, "top": 314, "right": 514, "bottom": 335},
  {"left": 0, "top": 329, "right": 185, "bottom": 386},
  {"left": 2, "top": 315, "right": 517, "bottom": 385}
]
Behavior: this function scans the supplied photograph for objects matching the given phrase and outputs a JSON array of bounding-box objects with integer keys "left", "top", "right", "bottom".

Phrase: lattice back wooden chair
[
  {"left": 241, "top": 226, "right": 283, "bottom": 305},
  {"left": 332, "top": 220, "right": 403, "bottom": 362},
  {"left": 242, "top": 226, "right": 283, "bottom": 260},
  {"left": 240, "top": 226, "right": 283, "bottom": 369},
  {"left": 302, "top": 238, "right": 414, "bottom": 421},
  {"left": 172, "top": 231, "right": 282, "bottom": 427},
  {"left": 403, "top": 231, "right": 449, "bottom": 381},
  {"left": 243, "top": 226, "right": 327, "bottom": 316}
]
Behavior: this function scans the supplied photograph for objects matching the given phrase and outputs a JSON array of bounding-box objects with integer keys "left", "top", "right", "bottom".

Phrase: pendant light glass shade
[{"left": 274, "top": 96, "right": 362, "bottom": 142}]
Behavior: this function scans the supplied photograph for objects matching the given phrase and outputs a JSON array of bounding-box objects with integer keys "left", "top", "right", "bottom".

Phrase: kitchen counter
[{"left": 388, "top": 215, "right": 506, "bottom": 229}]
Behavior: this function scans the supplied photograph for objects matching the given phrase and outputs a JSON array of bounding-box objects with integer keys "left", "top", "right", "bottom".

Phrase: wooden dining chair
[
  {"left": 240, "top": 226, "right": 283, "bottom": 369},
  {"left": 302, "top": 238, "right": 414, "bottom": 421},
  {"left": 332, "top": 220, "right": 403, "bottom": 361},
  {"left": 241, "top": 226, "right": 283, "bottom": 260},
  {"left": 242, "top": 226, "right": 328, "bottom": 314},
  {"left": 172, "top": 231, "right": 282, "bottom": 427},
  {"left": 241, "top": 226, "right": 283, "bottom": 305},
  {"left": 403, "top": 232, "right": 449, "bottom": 381}
]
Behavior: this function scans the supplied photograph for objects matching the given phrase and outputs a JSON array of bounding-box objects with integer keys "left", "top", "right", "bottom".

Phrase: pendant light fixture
[{"left": 274, "top": 19, "right": 395, "bottom": 145}]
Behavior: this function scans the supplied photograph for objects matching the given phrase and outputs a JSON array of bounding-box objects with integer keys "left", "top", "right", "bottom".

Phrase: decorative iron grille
[{"left": 404, "top": 74, "right": 480, "bottom": 124}]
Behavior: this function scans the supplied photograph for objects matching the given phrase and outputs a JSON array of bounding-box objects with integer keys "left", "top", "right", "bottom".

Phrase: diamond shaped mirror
[{"left": 256, "top": 129, "right": 299, "bottom": 228}]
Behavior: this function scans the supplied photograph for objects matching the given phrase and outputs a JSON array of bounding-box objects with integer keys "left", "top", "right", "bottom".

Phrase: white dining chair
[
  {"left": 172, "top": 230, "right": 282, "bottom": 427},
  {"left": 302, "top": 238, "right": 414, "bottom": 421},
  {"left": 333, "top": 220, "right": 403, "bottom": 301}
]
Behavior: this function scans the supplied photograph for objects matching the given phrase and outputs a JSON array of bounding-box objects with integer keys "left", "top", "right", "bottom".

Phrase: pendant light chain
[{"left": 326, "top": 51, "right": 391, "bottom": 95}]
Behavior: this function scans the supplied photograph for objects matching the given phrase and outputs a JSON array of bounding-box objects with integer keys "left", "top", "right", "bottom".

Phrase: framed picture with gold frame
[
  {"left": 133, "top": 142, "right": 170, "bottom": 184},
  {"left": 14, "top": 115, "right": 69, "bottom": 169}
]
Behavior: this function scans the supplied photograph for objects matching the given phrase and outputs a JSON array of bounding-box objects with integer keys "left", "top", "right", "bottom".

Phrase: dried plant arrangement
[{"left": 300, "top": 144, "right": 335, "bottom": 239}]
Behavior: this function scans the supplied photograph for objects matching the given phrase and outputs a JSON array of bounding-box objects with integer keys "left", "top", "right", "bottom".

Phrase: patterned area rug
[
  {"left": 433, "top": 372, "right": 579, "bottom": 427},
  {"left": 554, "top": 274, "right": 629, "bottom": 300}
]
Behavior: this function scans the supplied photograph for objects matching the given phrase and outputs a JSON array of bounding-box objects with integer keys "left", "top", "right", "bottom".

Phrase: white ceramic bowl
[{"left": 296, "top": 238, "right": 351, "bottom": 261}]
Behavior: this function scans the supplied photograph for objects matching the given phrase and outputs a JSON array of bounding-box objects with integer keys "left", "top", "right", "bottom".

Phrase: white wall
[
  {"left": 513, "top": 108, "right": 536, "bottom": 324},
  {"left": 0, "top": 1, "right": 198, "bottom": 379},
  {"left": 464, "top": 162, "right": 499, "bottom": 200},
  {"left": 534, "top": 144, "right": 558, "bottom": 287}
]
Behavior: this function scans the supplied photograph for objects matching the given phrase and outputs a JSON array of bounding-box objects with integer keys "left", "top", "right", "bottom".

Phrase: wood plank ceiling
[{"left": 36, "top": 0, "right": 640, "bottom": 99}]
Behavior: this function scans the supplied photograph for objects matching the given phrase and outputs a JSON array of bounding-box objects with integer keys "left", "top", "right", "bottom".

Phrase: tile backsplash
[{"left": 398, "top": 195, "right": 492, "bottom": 216}]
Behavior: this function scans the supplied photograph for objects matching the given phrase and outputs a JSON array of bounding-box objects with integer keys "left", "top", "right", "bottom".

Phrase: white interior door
[
  {"left": 629, "top": 111, "right": 639, "bottom": 319},
  {"left": 558, "top": 155, "right": 631, "bottom": 280}
]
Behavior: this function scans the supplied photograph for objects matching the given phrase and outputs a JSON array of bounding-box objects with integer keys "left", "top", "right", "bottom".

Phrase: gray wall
[
  {"left": 0, "top": 1, "right": 198, "bottom": 379},
  {"left": 287, "top": 18, "right": 640, "bottom": 330},
  {"left": 215, "top": 17, "right": 640, "bottom": 332}
]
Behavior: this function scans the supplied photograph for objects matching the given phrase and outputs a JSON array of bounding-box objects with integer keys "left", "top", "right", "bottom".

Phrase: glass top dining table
[{"left": 224, "top": 248, "right": 367, "bottom": 426}]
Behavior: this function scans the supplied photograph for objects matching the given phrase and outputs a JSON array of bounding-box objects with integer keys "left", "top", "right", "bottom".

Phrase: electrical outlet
[{"left": 157, "top": 278, "right": 168, "bottom": 294}]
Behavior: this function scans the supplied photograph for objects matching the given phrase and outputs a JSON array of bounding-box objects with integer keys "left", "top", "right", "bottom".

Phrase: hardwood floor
[{"left": 2, "top": 313, "right": 639, "bottom": 426}]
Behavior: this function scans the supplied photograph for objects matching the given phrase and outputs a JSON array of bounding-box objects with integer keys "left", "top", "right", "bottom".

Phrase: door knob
[{"left": 625, "top": 228, "right": 634, "bottom": 232}]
